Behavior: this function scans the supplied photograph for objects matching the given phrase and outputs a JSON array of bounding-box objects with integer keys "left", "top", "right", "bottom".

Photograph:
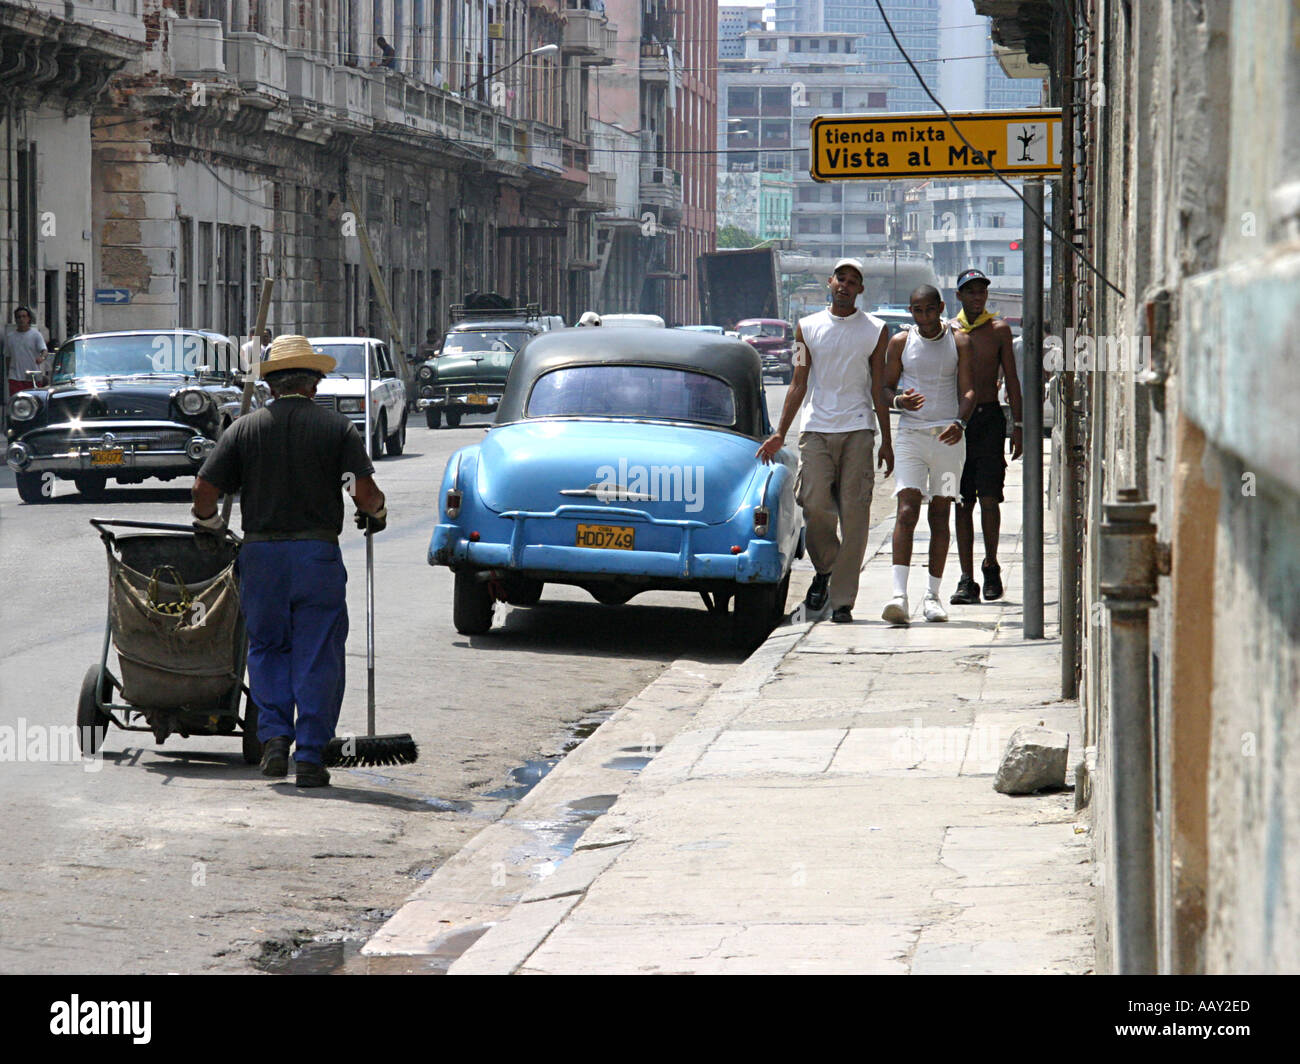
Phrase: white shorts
[{"left": 893, "top": 425, "right": 967, "bottom": 501}]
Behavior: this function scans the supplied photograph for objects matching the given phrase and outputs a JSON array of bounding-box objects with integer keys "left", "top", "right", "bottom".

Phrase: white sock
[
  {"left": 928, "top": 573, "right": 942, "bottom": 596},
  {"left": 893, "top": 565, "right": 909, "bottom": 597}
]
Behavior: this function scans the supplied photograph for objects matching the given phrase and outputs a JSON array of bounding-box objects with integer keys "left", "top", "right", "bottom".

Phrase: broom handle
[{"left": 364, "top": 342, "right": 376, "bottom": 739}]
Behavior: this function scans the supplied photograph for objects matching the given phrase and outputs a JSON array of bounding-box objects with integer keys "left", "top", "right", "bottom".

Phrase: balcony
[
  {"left": 640, "top": 42, "right": 681, "bottom": 89},
  {"left": 333, "top": 66, "right": 373, "bottom": 129},
  {"left": 563, "top": 8, "right": 617, "bottom": 65},
  {"left": 583, "top": 170, "right": 617, "bottom": 209},
  {"left": 639, "top": 164, "right": 682, "bottom": 212},
  {"left": 170, "top": 19, "right": 224, "bottom": 77},
  {"left": 226, "top": 33, "right": 287, "bottom": 103},
  {"left": 285, "top": 52, "right": 332, "bottom": 112}
]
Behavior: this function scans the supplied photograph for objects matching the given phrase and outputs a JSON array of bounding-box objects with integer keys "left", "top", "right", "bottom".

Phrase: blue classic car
[{"left": 428, "top": 328, "right": 803, "bottom": 649}]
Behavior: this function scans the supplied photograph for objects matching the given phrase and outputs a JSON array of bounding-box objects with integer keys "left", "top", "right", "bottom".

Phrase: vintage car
[
  {"left": 307, "top": 337, "right": 408, "bottom": 457},
  {"left": 600, "top": 313, "right": 666, "bottom": 328},
  {"left": 736, "top": 318, "right": 796, "bottom": 383},
  {"left": 427, "top": 328, "right": 803, "bottom": 649},
  {"left": 5, "top": 329, "right": 258, "bottom": 503},
  {"left": 415, "top": 300, "right": 560, "bottom": 428}
]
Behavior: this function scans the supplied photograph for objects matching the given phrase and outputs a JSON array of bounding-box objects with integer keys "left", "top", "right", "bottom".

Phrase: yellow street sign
[{"left": 810, "top": 109, "right": 1062, "bottom": 181}]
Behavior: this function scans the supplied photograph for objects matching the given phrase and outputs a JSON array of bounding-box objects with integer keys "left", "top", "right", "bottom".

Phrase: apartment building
[
  {"left": 13, "top": 1, "right": 618, "bottom": 348},
  {"left": 588, "top": 0, "right": 715, "bottom": 323}
]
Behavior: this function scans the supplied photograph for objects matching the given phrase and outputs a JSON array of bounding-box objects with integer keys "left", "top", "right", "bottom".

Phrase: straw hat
[{"left": 261, "top": 334, "right": 336, "bottom": 376}]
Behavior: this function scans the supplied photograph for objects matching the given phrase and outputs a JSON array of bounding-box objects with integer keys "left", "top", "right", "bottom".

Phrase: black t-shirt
[{"left": 199, "top": 396, "right": 375, "bottom": 542}]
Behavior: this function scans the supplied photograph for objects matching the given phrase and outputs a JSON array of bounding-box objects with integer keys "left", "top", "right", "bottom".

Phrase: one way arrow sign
[{"left": 94, "top": 288, "right": 131, "bottom": 305}]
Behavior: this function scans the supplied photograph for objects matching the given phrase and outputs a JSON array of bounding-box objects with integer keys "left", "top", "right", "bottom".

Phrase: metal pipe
[
  {"left": 1100, "top": 487, "right": 1159, "bottom": 974},
  {"left": 1022, "top": 181, "right": 1044, "bottom": 639}
]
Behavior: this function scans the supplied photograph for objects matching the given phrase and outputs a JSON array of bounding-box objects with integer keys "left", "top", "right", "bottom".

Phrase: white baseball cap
[{"left": 832, "top": 257, "right": 864, "bottom": 281}]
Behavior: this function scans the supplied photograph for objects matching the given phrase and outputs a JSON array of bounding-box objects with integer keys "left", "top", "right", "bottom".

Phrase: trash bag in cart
[{"left": 107, "top": 533, "right": 243, "bottom": 712}]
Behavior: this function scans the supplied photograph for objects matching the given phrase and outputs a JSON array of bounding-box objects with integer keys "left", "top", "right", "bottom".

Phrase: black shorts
[{"left": 960, "top": 402, "right": 1007, "bottom": 504}]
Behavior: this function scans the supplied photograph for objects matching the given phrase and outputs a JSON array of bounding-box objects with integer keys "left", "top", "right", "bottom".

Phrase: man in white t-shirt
[
  {"left": 240, "top": 328, "right": 272, "bottom": 372},
  {"left": 757, "top": 258, "right": 892, "bottom": 623},
  {"left": 4, "top": 305, "right": 47, "bottom": 400}
]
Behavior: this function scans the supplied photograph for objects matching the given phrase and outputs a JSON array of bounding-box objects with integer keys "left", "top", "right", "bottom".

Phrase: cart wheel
[
  {"left": 241, "top": 694, "right": 262, "bottom": 766},
  {"left": 77, "top": 665, "right": 111, "bottom": 756}
]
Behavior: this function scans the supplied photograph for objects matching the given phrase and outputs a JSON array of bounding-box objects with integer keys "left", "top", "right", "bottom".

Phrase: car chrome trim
[{"left": 558, "top": 486, "right": 656, "bottom": 502}]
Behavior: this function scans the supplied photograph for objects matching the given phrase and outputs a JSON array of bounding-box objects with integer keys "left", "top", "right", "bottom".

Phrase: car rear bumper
[
  {"left": 418, "top": 390, "right": 502, "bottom": 413},
  {"left": 429, "top": 511, "right": 785, "bottom": 583}
]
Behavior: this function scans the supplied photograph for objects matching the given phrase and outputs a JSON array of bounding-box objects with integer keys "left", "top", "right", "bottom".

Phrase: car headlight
[
  {"left": 338, "top": 398, "right": 363, "bottom": 413},
  {"left": 177, "top": 389, "right": 209, "bottom": 416},
  {"left": 417, "top": 366, "right": 434, "bottom": 381},
  {"left": 8, "top": 394, "right": 38, "bottom": 421}
]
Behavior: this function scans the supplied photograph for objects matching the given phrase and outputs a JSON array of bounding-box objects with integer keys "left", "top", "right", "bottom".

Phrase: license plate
[
  {"left": 576, "top": 524, "right": 634, "bottom": 550},
  {"left": 466, "top": 393, "right": 489, "bottom": 406},
  {"left": 90, "top": 448, "right": 124, "bottom": 466}
]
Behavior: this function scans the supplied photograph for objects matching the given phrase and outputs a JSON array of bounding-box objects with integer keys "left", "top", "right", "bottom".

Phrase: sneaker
[
  {"left": 982, "top": 562, "right": 1003, "bottom": 601},
  {"left": 831, "top": 606, "right": 853, "bottom": 623},
  {"left": 804, "top": 572, "right": 830, "bottom": 612},
  {"left": 923, "top": 592, "right": 948, "bottom": 622},
  {"left": 295, "top": 761, "right": 331, "bottom": 788},
  {"left": 259, "top": 736, "right": 290, "bottom": 778},
  {"left": 949, "top": 574, "right": 980, "bottom": 605},
  {"left": 881, "top": 595, "right": 910, "bottom": 626}
]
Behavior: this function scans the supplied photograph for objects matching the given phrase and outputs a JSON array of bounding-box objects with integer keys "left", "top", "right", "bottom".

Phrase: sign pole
[{"left": 1022, "top": 181, "right": 1044, "bottom": 639}]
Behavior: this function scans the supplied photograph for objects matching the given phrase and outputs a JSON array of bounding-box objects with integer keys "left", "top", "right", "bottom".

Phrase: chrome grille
[{"left": 313, "top": 396, "right": 336, "bottom": 411}]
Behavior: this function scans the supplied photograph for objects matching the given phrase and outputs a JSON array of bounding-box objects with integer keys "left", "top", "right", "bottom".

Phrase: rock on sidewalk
[{"left": 994, "top": 725, "right": 1069, "bottom": 794}]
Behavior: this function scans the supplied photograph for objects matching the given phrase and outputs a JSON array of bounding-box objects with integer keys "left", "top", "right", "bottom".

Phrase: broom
[{"left": 323, "top": 340, "right": 418, "bottom": 769}]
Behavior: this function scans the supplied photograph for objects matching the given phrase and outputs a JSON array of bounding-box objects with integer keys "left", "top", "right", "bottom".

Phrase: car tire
[
  {"left": 445, "top": 410, "right": 462, "bottom": 428},
  {"left": 425, "top": 408, "right": 442, "bottom": 429},
  {"left": 74, "top": 474, "right": 109, "bottom": 500},
  {"left": 77, "top": 665, "right": 112, "bottom": 757},
  {"left": 453, "top": 570, "right": 494, "bottom": 634},
  {"left": 370, "top": 414, "right": 386, "bottom": 460},
  {"left": 15, "top": 472, "right": 49, "bottom": 504},
  {"left": 386, "top": 410, "right": 406, "bottom": 455},
  {"left": 731, "top": 572, "right": 790, "bottom": 652},
  {"left": 503, "top": 577, "right": 544, "bottom": 606}
]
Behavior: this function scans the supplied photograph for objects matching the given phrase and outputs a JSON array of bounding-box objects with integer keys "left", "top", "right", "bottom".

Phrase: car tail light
[
  {"left": 730, "top": 545, "right": 743, "bottom": 555},
  {"left": 469, "top": 531, "right": 480, "bottom": 542},
  {"left": 754, "top": 505, "right": 770, "bottom": 536},
  {"left": 445, "top": 488, "right": 462, "bottom": 519}
]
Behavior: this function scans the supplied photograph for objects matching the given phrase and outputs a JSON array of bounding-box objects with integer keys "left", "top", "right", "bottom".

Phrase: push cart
[{"left": 77, "top": 519, "right": 260, "bottom": 764}]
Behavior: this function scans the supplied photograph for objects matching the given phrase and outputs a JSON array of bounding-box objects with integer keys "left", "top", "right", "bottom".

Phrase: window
[
  {"left": 986, "top": 257, "right": 1005, "bottom": 276},
  {"left": 178, "top": 218, "right": 193, "bottom": 328},
  {"left": 808, "top": 39, "right": 820, "bottom": 51},
  {"left": 197, "top": 222, "right": 213, "bottom": 329},
  {"left": 832, "top": 91, "right": 843, "bottom": 108},
  {"left": 758, "top": 38, "right": 776, "bottom": 51},
  {"left": 216, "top": 224, "right": 246, "bottom": 335},
  {"left": 988, "top": 214, "right": 1005, "bottom": 228},
  {"left": 728, "top": 87, "right": 757, "bottom": 114},
  {"left": 527, "top": 365, "right": 736, "bottom": 428},
  {"left": 791, "top": 39, "right": 802, "bottom": 52},
  {"left": 866, "top": 217, "right": 886, "bottom": 234},
  {"left": 868, "top": 91, "right": 887, "bottom": 108},
  {"left": 830, "top": 217, "right": 841, "bottom": 234},
  {"left": 760, "top": 87, "right": 790, "bottom": 115},
  {"left": 828, "top": 40, "right": 839, "bottom": 53}
]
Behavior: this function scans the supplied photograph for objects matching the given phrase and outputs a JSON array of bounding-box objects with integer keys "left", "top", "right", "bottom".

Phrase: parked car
[
  {"left": 1007, "top": 335, "right": 1054, "bottom": 436},
  {"left": 415, "top": 301, "right": 559, "bottom": 428},
  {"left": 676, "top": 324, "right": 725, "bottom": 335},
  {"left": 428, "top": 328, "right": 804, "bottom": 650},
  {"left": 308, "top": 337, "right": 408, "bottom": 457},
  {"left": 600, "top": 313, "right": 666, "bottom": 328},
  {"left": 5, "top": 329, "right": 257, "bottom": 503},
  {"left": 871, "top": 307, "right": 915, "bottom": 340},
  {"left": 736, "top": 318, "right": 796, "bottom": 384}
]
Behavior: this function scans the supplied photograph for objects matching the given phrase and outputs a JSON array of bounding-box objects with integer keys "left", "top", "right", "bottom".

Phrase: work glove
[
  {"left": 191, "top": 506, "right": 227, "bottom": 549},
  {"left": 355, "top": 505, "right": 388, "bottom": 535}
]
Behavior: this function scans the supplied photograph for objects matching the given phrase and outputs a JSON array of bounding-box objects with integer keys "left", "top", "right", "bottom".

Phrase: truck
[{"left": 696, "top": 248, "right": 782, "bottom": 330}]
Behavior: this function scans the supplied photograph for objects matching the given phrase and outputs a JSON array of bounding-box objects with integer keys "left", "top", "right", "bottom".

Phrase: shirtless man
[{"left": 947, "top": 269, "right": 1022, "bottom": 604}]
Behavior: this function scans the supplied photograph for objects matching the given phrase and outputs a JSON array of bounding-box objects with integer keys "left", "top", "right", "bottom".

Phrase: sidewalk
[{"left": 367, "top": 458, "right": 1095, "bottom": 974}]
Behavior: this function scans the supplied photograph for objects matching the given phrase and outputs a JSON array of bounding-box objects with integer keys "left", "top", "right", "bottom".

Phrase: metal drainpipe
[{"left": 1099, "top": 486, "right": 1170, "bottom": 973}]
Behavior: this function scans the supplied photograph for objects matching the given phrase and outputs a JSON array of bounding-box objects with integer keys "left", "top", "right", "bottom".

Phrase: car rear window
[
  {"left": 738, "top": 322, "right": 788, "bottom": 339},
  {"left": 526, "top": 365, "right": 736, "bottom": 427},
  {"left": 442, "top": 330, "right": 531, "bottom": 354}
]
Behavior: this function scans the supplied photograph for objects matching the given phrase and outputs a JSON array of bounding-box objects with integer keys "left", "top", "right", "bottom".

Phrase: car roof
[
  {"left": 447, "top": 320, "right": 542, "bottom": 333},
  {"left": 735, "top": 318, "right": 789, "bottom": 326},
  {"left": 69, "top": 329, "right": 233, "bottom": 343},
  {"left": 496, "top": 327, "right": 766, "bottom": 437},
  {"left": 308, "top": 336, "right": 380, "bottom": 345}
]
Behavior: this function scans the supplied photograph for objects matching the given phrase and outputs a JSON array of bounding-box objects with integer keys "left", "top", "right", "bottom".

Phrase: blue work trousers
[{"left": 237, "top": 540, "right": 348, "bottom": 765}]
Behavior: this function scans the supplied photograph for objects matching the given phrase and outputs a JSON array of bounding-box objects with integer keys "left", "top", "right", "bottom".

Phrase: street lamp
[{"left": 469, "top": 42, "right": 559, "bottom": 95}]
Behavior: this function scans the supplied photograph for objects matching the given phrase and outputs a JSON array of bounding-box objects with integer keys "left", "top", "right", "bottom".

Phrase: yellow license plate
[
  {"left": 90, "top": 448, "right": 124, "bottom": 466},
  {"left": 576, "top": 524, "right": 634, "bottom": 550},
  {"left": 466, "top": 393, "right": 489, "bottom": 406}
]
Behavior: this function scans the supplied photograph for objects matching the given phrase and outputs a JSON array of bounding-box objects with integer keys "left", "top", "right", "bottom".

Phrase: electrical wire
[{"left": 872, "top": 0, "right": 1123, "bottom": 300}]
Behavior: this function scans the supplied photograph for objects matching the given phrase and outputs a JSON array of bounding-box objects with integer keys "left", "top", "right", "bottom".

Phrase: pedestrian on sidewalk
[
  {"left": 239, "top": 327, "right": 272, "bottom": 373},
  {"left": 4, "top": 306, "right": 47, "bottom": 400},
  {"left": 948, "top": 269, "right": 1022, "bottom": 604},
  {"left": 881, "top": 285, "right": 976, "bottom": 625},
  {"left": 756, "top": 257, "right": 892, "bottom": 624},
  {"left": 190, "top": 336, "right": 389, "bottom": 788}
]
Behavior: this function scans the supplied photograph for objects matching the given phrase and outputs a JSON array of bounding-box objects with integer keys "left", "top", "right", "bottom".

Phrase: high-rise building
[{"left": 720, "top": 6, "right": 768, "bottom": 58}]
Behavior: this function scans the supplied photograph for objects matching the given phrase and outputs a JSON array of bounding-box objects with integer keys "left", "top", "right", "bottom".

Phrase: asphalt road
[{"left": 0, "top": 388, "right": 827, "bottom": 973}]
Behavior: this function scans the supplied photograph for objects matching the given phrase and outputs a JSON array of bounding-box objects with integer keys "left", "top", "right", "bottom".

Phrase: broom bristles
[{"left": 324, "top": 734, "right": 419, "bottom": 767}]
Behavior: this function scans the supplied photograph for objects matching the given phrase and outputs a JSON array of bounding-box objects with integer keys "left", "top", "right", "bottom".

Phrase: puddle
[
  {"left": 525, "top": 794, "right": 618, "bottom": 860},
  {"left": 267, "top": 925, "right": 491, "bottom": 975},
  {"left": 602, "top": 755, "right": 653, "bottom": 771},
  {"left": 482, "top": 712, "right": 613, "bottom": 802}
]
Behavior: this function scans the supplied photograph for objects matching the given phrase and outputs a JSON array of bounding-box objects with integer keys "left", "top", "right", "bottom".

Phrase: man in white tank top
[
  {"left": 757, "top": 258, "right": 892, "bottom": 623},
  {"left": 880, "top": 285, "right": 976, "bottom": 625}
]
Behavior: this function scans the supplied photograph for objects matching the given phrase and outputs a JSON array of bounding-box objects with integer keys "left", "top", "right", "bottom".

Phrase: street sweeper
[{"left": 190, "top": 335, "right": 388, "bottom": 788}]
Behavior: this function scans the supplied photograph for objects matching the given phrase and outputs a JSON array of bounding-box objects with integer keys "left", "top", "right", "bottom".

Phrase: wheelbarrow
[{"left": 77, "top": 519, "right": 260, "bottom": 764}]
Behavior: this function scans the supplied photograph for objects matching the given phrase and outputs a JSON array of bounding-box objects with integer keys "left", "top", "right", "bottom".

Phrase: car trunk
[
  {"left": 434, "top": 348, "right": 516, "bottom": 384},
  {"left": 476, "top": 420, "right": 763, "bottom": 526}
]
